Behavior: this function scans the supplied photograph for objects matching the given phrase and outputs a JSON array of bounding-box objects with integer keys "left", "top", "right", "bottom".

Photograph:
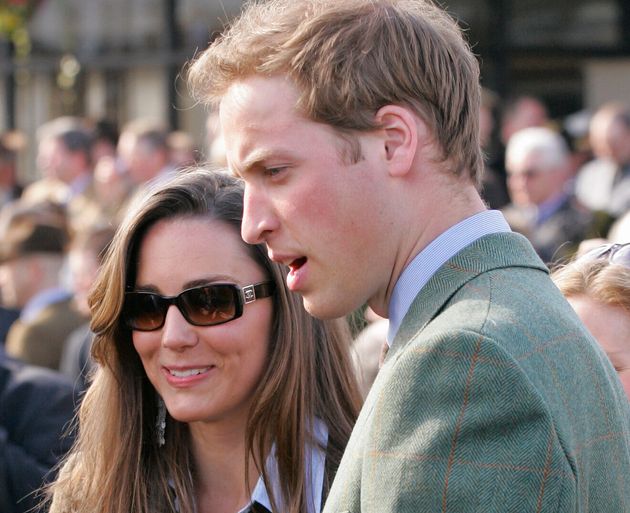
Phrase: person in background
[
  {"left": 117, "top": 119, "right": 176, "bottom": 188},
  {"left": 89, "top": 119, "right": 119, "bottom": 164},
  {"left": 23, "top": 117, "right": 92, "bottom": 207},
  {"left": 189, "top": 0, "right": 630, "bottom": 511},
  {"left": 0, "top": 344, "right": 75, "bottom": 513},
  {"left": 90, "top": 154, "right": 135, "bottom": 228},
  {"left": 0, "top": 203, "right": 85, "bottom": 370},
  {"left": 47, "top": 169, "right": 361, "bottom": 513},
  {"left": 39, "top": 122, "right": 93, "bottom": 200},
  {"left": 503, "top": 126, "right": 594, "bottom": 264},
  {"left": 167, "top": 130, "right": 199, "bottom": 169},
  {"left": 500, "top": 95, "right": 550, "bottom": 148},
  {"left": 552, "top": 242, "right": 630, "bottom": 399},
  {"left": 575, "top": 102, "right": 630, "bottom": 219},
  {"left": 59, "top": 225, "right": 116, "bottom": 393}
]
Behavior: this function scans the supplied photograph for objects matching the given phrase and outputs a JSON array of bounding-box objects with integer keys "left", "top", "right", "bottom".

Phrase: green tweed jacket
[{"left": 324, "top": 232, "right": 630, "bottom": 513}]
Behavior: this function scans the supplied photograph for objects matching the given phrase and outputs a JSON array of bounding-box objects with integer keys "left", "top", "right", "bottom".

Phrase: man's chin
[{"left": 302, "top": 293, "right": 352, "bottom": 320}]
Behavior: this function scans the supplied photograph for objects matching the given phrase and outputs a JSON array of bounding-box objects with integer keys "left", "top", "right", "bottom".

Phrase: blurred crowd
[{"left": 1, "top": 92, "right": 630, "bottom": 511}]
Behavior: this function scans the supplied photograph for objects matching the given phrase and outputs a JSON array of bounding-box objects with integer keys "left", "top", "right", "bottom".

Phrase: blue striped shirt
[{"left": 387, "top": 210, "right": 511, "bottom": 344}]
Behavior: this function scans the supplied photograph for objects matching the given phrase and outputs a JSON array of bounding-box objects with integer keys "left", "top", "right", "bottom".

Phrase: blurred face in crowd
[
  {"left": 131, "top": 217, "right": 273, "bottom": 427},
  {"left": 117, "top": 133, "right": 167, "bottom": 185},
  {"left": 0, "top": 257, "right": 36, "bottom": 308},
  {"left": 221, "top": 75, "right": 397, "bottom": 320},
  {"left": 501, "top": 97, "right": 548, "bottom": 145},
  {"left": 603, "top": 120, "right": 630, "bottom": 166},
  {"left": 589, "top": 110, "right": 630, "bottom": 166},
  {"left": 507, "top": 153, "right": 569, "bottom": 207},
  {"left": 567, "top": 294, "right": 630, "bottom": 399},
  {"left": 37, "top": 137, "right": 62, "bottom": 180},
  {"left": 37, "top": 137, "right": 86, "bottom": 184}
]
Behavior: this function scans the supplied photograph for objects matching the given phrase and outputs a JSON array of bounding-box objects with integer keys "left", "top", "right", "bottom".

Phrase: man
[
  {"left": 23, "top": 118, "right": 92, "bottom": 204},
  {"left": 37, "top": 119, "right": 93, "bottom": 198},
  {"left": 500, "top": 95, "right": 550, "bottom": 148},
  {"left": 189, "top": 1, "right": 630, "bottom": 511},
  {"left": 0, "top": 204, "right": 85, "bottom": 370},
  {"left": 117, "top": 119, "right": 176, "bottom": 187},
  {"left": 575, "top": 103, "right": 630, "bottom": 219},
  {"left": 22, "top": 118, "right": 103, "bottom": 233},
  {"left": 503, "top": 127, "right": 594, "bottom": 263}
]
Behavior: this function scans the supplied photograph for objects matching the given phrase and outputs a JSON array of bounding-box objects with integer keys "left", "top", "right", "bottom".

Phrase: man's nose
[{"left": 241, "top": 185, "right": 278, "bottom": 244}]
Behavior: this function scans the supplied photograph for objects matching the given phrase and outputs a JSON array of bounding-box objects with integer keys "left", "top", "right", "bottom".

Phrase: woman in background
[
  {"left": 552, "top": 242, "right": 630, "bottom": 399},
  {"left": 48, "top": 169, "right": 361, "bottom": 513}
]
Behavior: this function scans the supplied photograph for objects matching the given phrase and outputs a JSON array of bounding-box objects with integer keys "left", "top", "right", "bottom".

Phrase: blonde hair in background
[
  {"left": 46, "top": 169, "right": 361, "bottom": 513},
  {"left": 552, "top": 259, "right": 630, "bottom": 313},
  {"left": 188, "top": 0, "right": 483, "bottom": 184}
]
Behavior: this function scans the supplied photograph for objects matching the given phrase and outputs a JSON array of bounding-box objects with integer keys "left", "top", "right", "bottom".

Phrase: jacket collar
[{"left": 387, "top": 232, "right": 548, "bottom": 361}]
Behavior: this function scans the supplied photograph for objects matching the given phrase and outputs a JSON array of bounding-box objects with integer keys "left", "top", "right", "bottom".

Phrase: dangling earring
[{"left": 156, "top": 395, "right": 166, "bottom": 447}]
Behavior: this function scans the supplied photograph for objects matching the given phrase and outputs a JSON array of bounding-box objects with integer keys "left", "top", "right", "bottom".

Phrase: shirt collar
[
  {"left": 239, "top": 418, "right": 328, "bottom": 513},
  {"left": 387, "top": 210, "right": 511, "bottom": 344}
]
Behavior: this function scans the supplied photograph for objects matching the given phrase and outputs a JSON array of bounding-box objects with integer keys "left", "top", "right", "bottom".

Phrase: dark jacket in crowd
[
  {"left": 0, "top": 348, "right": 76, "bottom": 513},
  {"left": 0, "top": 308, "right": 20, "bottom": 346}
]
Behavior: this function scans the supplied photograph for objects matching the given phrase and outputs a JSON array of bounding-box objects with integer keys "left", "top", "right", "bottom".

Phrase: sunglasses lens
[
  {"left": 181, "top": 285, "right": 238, "bottom": 326},
  {"left": 611, "top": 244, "right": 630, "bottom": 267},
  {"left": 123, "top": 293, "right": 167, "bottom": 331},
  {"left": 579, "top": 244, "right": 613, "bottom": 263}
]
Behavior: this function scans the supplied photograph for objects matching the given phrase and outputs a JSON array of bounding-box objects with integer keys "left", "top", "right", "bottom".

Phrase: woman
[
  {"left": 552, "top": 242, "right": 630, "bottom": 399},
  {"left": 48, "top": 169, "right": 361, "bottom": 513}
]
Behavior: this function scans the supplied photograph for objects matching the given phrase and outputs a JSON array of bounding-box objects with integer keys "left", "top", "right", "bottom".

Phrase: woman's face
[
  {"left": 567, "top": 294, "right": 630, "bottom": 399},
  {"left": 131, "top": 217, "right": 273, "bottom": 426}
]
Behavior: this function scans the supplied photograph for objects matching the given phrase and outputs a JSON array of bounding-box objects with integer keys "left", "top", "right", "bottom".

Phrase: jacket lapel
[{"left": 387, "top": 232, "right": 548, "bottom": 362}]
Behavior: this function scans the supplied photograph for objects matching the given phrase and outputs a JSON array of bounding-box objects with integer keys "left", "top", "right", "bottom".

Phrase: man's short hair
[
  {"left": 189, "top": 0, "right": 483, "bottom": 183},
  {"left": 121, "top": 119, "right": 169, "bottom": 153},
  {"left": 58, "top": 129, "right": 93, "bottom": 160}
]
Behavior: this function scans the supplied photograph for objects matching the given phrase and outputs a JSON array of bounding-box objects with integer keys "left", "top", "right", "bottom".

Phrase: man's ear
[{"left": 375, "top": 105, "right": 419, "bottom": 178}]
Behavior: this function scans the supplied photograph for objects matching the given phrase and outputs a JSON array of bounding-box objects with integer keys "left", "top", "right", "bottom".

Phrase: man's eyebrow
[{"left": 239, "top": 149, "right": 288, "bottom": 175}]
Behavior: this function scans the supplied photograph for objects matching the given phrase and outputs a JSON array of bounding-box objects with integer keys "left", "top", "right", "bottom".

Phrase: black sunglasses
[
  {"left": 578, "top": 242, "right": 630, "bottom": 267},
  {"left": 122, "top": 281, "right": 275, "bottom": 331}
]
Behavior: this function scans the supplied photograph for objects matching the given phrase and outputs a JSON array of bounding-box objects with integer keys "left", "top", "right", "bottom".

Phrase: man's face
[
  {"left": 37, "top": 137, "right": 83, "bottom": 184},
  {"left": 507, "top": 153, "right": 567, "bottom": 207},
  {"left": 220, "top": 75, "right": 396, "bottom": 319},
  {"left": 117, "top": 134, "right": 165, "bottom": 185},
  {"left": 605, "top": 120, "right": 630, "bottom": 166},
  {"left": 0, "top": 258, "right": 33, "bottom": 309}
]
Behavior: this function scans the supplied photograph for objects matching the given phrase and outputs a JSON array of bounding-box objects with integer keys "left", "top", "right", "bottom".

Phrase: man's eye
[{"left": 265, "top": 167, "right": 286, "bottom": 176}]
